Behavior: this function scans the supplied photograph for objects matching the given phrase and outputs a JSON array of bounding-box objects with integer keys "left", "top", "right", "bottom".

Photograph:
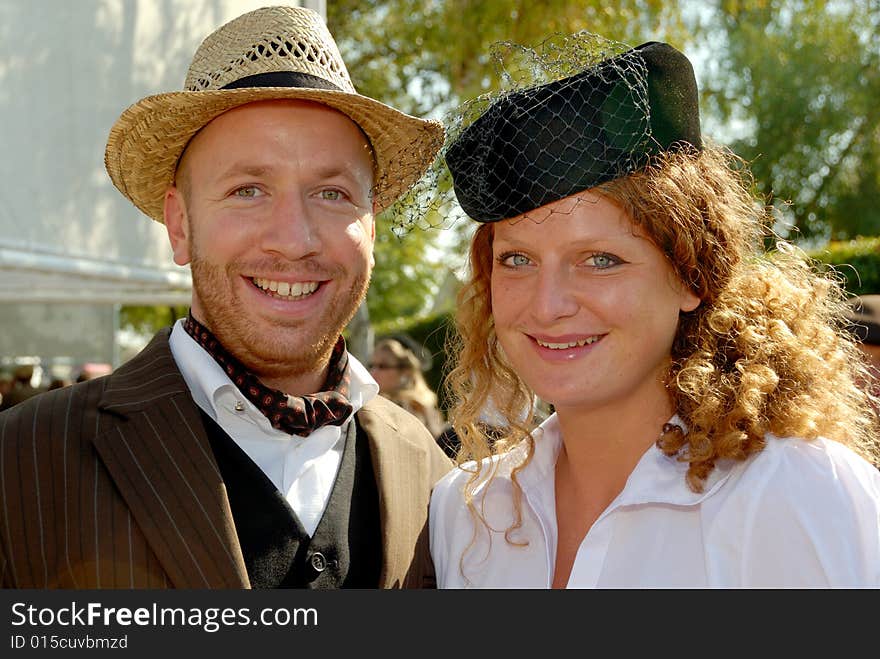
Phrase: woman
[
  {"left": 369, "top": 336, "right": 445, "bottom": 438},
  {"left": 429, "top": 37, "right": 880, "bottom": 587}
]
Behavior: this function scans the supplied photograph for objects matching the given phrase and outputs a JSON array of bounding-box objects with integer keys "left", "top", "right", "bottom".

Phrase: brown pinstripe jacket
[{"left": 0, "top": 329, "right": 453, "bottom": 589}]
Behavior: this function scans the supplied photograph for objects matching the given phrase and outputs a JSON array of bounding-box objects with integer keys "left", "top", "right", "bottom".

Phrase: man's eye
[
  {"left": 234, "top": 186, "right": 261, "bottom": 198},
  {"left": 321, "top": 189, "right": 342, "bottom": 201}
]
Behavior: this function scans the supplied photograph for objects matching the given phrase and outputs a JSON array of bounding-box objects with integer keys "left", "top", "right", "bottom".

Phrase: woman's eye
[
  {"left": 499, "top": 252, "right": 531, "bottom": 267},
  {"left": 587, "top": 253, "right": 620, "bottom": 268},
  {"left": 320, "top": 189, "right": 342, "bottom": 201}
]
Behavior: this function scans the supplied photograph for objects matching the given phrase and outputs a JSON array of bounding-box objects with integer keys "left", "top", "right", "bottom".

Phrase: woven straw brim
[{"left": 105, "top": 88, "right": 444, "bottom": 222}]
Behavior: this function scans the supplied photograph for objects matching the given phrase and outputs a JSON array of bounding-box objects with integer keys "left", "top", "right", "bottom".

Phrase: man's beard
[{"left": 189, "top": 253, "right": 370, "bottom": 381}]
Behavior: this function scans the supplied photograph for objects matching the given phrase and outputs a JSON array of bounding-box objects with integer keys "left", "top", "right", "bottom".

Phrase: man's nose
[{"left": 259, "top": 193, "right": 321, "bottom": 259}]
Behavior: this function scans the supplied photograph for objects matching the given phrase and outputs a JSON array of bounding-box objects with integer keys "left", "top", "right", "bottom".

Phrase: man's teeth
[
  {"left": 253, "top": 278, "right": 319, "bottom": 299},
  {"left": 536, "top": 336, "right": 600, "bottom": 349}
]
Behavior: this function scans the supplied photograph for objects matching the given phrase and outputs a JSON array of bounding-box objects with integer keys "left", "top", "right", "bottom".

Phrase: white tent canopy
[{"left": 0, "top": 0, "right": 323, "bottom": 374}]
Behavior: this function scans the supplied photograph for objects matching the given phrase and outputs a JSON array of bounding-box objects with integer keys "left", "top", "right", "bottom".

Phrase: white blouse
[{"left": 429, "top": 414, "right": 880, "bottom": 588}]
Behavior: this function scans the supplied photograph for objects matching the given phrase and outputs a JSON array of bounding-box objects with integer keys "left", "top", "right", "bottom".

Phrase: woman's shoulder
[
  {"left": 705, "top": 435, "right": 880, "bottom": 585},
  {"left": 713, "top": 435, "right": 880, "bottom": 545},
  {"left": 748, "top": 434, "right": 880, "bottom": 492},
  {"left": 715, "top": 435, "right": 880, "bottom": 516}
]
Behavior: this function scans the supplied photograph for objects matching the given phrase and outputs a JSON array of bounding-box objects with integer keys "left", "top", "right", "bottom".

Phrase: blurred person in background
[
  {"left": 46, "top": 378, "right": 72, "bottom": 391},
  {"left": 74, "top": 362, "right": 113, "bottom": 383},
  {"left": 844, "top": 294, "right": 880, "bottom": 406},
  {"left": 0, "top": 371, "right": 12, "bottom": 410},
  {"left": 369, "top": 335, "right": 445, "bottom": 439},
  {"left": 0, "top": 364, "right": 41, "bottom": 411}
]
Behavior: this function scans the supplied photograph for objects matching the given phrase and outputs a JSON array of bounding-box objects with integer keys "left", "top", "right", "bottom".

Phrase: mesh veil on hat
[
  {"left": 444, "top": 39, "right": 702, "bottom": 223},
  {"left": 104, "top": 5, "right": 444, "bottom": 223}
]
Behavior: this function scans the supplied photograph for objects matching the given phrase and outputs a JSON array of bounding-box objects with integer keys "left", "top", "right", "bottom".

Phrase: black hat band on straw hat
[
  {"left": 220, "top": 70, "right": 344, "bottom": 91},
  {"left": 445, "top": 41, "right": 702, "bottom": 223}
]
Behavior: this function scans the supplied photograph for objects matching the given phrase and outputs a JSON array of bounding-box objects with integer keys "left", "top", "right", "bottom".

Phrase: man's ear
[{"left": 164, "top": 186, "right": 192, "bottom": 266}]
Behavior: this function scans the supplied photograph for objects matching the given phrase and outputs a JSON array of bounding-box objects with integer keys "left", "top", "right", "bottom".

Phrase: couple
[{"left": 1, "top": 6, "right": 878, "bottom": 589}]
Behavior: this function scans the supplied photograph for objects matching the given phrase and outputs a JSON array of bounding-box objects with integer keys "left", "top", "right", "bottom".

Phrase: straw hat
[{"left": 104, "top": 5, "right": 444, "bottom": 222}]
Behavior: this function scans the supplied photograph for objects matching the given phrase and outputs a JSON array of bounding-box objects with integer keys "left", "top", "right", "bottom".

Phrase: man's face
[{"left": 164, "top": 100, "right": 376, "bottom": 393}]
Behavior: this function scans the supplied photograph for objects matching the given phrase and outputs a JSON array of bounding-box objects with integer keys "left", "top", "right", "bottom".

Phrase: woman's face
[{"left": 489, "top": 191, "right": 700, "bottom": 415}]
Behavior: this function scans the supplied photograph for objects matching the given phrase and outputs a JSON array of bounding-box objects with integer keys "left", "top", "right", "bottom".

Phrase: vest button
[{"left": 310, "top": 552, "right": 328, "bottom": 572}]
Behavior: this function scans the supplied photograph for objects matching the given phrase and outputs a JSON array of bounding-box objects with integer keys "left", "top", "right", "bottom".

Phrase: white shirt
[
  {"left": 169, "top": 319, "right": 379, "bottom": 536},
  {"left": 429, "top": 413, "right": 880, "bottom": 588}
]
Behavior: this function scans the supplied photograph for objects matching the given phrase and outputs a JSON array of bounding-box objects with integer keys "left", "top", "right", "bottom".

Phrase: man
[{"left": 0, "top": 5, "right": 451, "bottom": 589}]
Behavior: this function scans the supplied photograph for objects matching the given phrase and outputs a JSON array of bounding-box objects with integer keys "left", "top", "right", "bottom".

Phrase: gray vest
[{"left": 201, "top": 412, "right": 382, "bottom": 588}]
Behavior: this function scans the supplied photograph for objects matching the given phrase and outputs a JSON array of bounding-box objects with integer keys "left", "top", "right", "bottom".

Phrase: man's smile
[{"left": 251, "top": 277, "right": 321, "bottom": 300}]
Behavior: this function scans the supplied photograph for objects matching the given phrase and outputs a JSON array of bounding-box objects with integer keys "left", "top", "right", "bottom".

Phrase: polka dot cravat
[{"left": 184, "top": 314, "right": 353, "bottom": 437}]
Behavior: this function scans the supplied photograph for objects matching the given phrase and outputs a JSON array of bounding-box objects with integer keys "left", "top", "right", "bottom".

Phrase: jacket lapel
[
  {"left": 91, "top": 329, "right": 249, "bottom": 588},
  {"left": 357, "top": 398, "right": 429, "bottom": 588}
]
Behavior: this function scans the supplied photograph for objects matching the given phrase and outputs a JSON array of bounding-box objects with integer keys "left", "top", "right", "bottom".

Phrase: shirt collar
[{"left": 508, "top": 412, "right": 736, "bottom": 510}]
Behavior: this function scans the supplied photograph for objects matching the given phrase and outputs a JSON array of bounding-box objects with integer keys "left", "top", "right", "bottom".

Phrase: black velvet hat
[{"left": 445, "top": 41, "right": 702, "bottom": 223}]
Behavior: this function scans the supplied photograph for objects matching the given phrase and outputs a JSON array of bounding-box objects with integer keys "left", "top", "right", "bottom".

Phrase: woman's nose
[{"left": 531, "top": 267, "right": 579, "bottom": 323}]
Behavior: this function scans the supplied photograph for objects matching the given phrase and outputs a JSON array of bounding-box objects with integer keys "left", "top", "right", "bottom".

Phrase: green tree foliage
[
  {"left": 701, "top": 0, "right": 880, "bottom": 241},
  {"left": 367, "top": 224, "right": 446, "bottom": 324},
  {"left": 807, "top": 235, "right": 880, "bottom": 296},
  {"left": 328, "top": 0, "right": 688, "bottom": 115},
  {"left": 119, "top": 305, "right": 188, "bottom": 335}
]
